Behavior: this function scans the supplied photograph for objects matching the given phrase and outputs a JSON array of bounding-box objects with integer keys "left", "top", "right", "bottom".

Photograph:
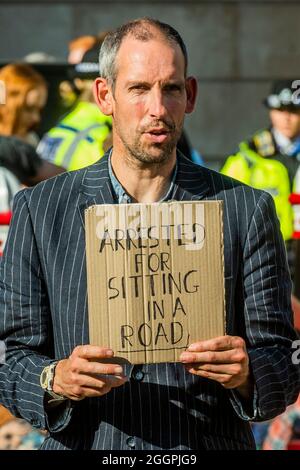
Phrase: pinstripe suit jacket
[{"left": 0, "top": 151, "right": 299, "bottom": 450}]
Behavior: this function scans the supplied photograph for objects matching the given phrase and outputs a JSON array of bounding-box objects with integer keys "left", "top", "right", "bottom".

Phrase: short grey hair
[{"left": 99, "top": 18, "right": 188, "bottom": 88}]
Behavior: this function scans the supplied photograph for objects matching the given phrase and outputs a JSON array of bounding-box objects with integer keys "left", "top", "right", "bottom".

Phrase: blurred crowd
[{"left": 0, "top": 30, "right": 299, "bottom": 450}]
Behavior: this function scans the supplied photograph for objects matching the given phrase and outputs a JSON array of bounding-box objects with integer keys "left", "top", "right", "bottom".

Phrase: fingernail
[
  {"left": 180, "top": 353, "right": 192, "bottom": 362},
  {"left": 187, "top": 344, "right": 198, "bottom": 351},
  {"left": 115, "top": 366, "right": 123, "bottom": 374},
  {"left": 106, "top": 349, "right": 113, "bottom": 356}
]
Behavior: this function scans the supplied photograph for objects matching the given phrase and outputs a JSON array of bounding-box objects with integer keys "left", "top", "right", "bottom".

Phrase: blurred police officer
[
  {"left": 37, "top": 46, "right": 112, "bottom": 171},
  {"left": 222, "top": 80, "right": 300, "bottom": 242}
]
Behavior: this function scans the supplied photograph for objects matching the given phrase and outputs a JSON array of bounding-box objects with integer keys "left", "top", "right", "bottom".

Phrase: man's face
[
  {"left": 108, "top": 35, "right": 192, "bottom": 164},
  {"left": 270, "top": 108, "right": 300, "bottom": 140}
]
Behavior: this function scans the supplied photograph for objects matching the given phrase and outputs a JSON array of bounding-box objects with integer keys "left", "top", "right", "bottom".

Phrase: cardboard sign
[{"left": 85, "top": 201, "right": 225, "bottom": 364}]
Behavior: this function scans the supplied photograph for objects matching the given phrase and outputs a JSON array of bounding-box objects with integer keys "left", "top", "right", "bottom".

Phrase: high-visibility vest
[
  {"left": 37, "top": 101, "right": 112, "bottom": 171},
  {"left": 221, "top": 131, "right": 295, "bottom": 241}
]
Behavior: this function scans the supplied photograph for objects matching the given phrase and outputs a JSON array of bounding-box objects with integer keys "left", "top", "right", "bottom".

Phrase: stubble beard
[{"left": 115, "top": 120, "right": 184, "bottom": 166}]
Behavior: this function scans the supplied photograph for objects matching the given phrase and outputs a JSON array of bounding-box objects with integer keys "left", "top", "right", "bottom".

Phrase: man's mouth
[{"left": 144, "top": 128, "right": 170, "bottom": 143}]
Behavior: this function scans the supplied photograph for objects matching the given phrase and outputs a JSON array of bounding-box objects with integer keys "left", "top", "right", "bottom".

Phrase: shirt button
[{"left": 126, "top": 436, "right": 136, "bottom": 448}]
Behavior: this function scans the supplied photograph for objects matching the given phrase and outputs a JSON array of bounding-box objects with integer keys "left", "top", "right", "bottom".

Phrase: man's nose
[{"left": 148, "top": 89, "right": 167, "bottom": 119}]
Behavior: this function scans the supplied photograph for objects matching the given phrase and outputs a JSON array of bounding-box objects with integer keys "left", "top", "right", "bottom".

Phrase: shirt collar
[
  {"left": 272, "top": 128, "right": 292, "bottom": 152},
  {"left": 108, "top": 150, "right": 178, "bottom": 204},
  {"left": 272, "top": 127, "right": 300, "bottom": 157}
]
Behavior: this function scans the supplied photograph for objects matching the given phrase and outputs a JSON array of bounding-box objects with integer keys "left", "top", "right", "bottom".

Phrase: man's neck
[{"left": 110, "top": 148, "right": 176, "bottom": 203}]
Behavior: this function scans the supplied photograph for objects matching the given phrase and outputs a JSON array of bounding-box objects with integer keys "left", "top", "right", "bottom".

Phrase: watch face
[
  {"left": 40, "top": 369, "right": 48, "bottom": 389},
  {"left": 40, "top": 363, "right": 58, "bottom": 392}
]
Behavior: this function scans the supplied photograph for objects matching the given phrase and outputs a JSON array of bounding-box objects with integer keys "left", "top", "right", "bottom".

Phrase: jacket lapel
[
  {"left": 77, "top": 152, "right": 115, "bottom": 228},
  {"left": 173, "top": 151, "right": 210, "bottom": 201}
]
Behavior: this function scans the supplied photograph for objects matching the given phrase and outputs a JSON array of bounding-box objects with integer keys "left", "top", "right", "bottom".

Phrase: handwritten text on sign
[{"left": 86, "top": 201, "right": 225, "bottom": 363}]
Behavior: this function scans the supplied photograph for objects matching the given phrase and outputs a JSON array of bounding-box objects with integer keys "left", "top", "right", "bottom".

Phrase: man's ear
[
  {"left": 93, "top": 78, "right": 113, "bottom": 116},
  {"left": 185, "top": 76, "right": 198, "bottom": 114}
]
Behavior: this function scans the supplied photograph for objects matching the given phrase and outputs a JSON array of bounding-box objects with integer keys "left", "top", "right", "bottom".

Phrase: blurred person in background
[
  {"left": 68, "top": 32, "right": 108, "bottom": 65},
  {"left": 221, "top": 80, "right": 300, "bottom": 301},
  {"left": 37, "top": 43, "right": 112, "bottom": 171},
  {"left": 0, "top": 136, "right": 64, "bottom": 189},
  {"left": 250, "top": 303, "right": 300, "bottom": 450},
  {"left": 0, "top": 63, "right": 48, "bottom": 147},
  {"left": 0, "top": 138, "right": 65, "bottom": 258},
  {"left": 0, "top": 63, "right": 65, "bottom": 197},
  {"left": 0, "top": 407, "right": 45, "bottom": 450},
  {"left": 262, "top": 395, "right": 300, "bottom": 450},
  {"left": 68, "top": 35, "right": 96, "bottom": 64},
  {"left": 261, "top": 307, "right": 300, "bottom": 451},
  {"left": 221, "top": 79, "right": 300, "bottom": 243},
  {"left": 57, "top": 32, "right": 110, "bottom": 111}
]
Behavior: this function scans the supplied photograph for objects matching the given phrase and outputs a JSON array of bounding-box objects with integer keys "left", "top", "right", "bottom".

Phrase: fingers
[
  {"left": 71, "top": 357, "right": 124, "bottom": 376},
  {"left": 179, "top": 335, "right": 250, "bottom": 389},
  {"left": 64, "top": 356, "right": 128, "bottom": 394},
  {"left": 53, "top": 345, "right": 129, "bottom": 401},
  {"left": 74, "top": 377, "right": 128, "bottom": 399},
  {"left": 66, "top": 384, "right": 113, "bottom": 401},
  {"left": 186, "top": 336, "right": 245, "bottom": 353},
  {"left": 68, "top": 372, "right": 127, "bottom": 392},
  {"left": 70, "top": 345, "right": 114, "bottom": 361},
  {"left": 184, "top": 362, "right": 243, "bottom": 376},
  {"left": 180, "top": 349, "right": 246, "bottom": 365},
  {"left": 179, "top": 335, "right": 247, "bottom": 365},
  {"left": 54, "top": 362, "right": 128, "bottom": 400},
  {"left": 76, "top": 385, "right": 112, "bottom": 398},
  {"left": 184, "top": 368, "right": 234, "bottom": 387}
]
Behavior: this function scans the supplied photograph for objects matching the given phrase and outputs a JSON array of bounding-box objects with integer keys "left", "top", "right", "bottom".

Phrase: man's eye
[
  {"left": 129, "top": 86, "right": 148, "bottom": 93},
  {"left": 164, "top": 85, "right": 182, "bottom": 93}
]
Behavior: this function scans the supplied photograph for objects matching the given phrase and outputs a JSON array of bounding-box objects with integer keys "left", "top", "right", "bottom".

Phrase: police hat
[
  {"left": 264, "top": 80, "right": 300, "bottom": 110},
  {"left": 71, "top": 46, "right": 100, "bottom": 80}
]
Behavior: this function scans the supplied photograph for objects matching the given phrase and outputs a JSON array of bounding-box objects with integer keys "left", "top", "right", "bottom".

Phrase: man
[
  {"left": 221, "top": 80, "right": 300, "bottom": 242},
  {"left": 37, "top": 45, "right": 112, "bottom": 171},
  {"left": 0, "top": 18, "right": 299, "bottom": 450}
]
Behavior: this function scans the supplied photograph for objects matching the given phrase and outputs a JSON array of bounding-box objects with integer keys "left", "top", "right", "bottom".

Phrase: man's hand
[
  {"left": 180, "top": 335, "right": 252, "bottom": 398},
  {"left": 53, "top": 345, "right": 128, "bottom": 401}
]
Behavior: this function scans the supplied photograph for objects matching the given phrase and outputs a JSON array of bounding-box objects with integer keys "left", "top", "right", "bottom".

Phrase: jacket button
[
  {"left": 126, "top": 436, "right": 136, "bottom": 448},
  {"left": 133, "top": 370, "right": 144, "bottom": 381}
]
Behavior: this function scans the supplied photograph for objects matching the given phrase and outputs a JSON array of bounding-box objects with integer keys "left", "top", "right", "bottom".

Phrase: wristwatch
[{"left": 40, "top": 361, "right": 66, "bottom": 402}]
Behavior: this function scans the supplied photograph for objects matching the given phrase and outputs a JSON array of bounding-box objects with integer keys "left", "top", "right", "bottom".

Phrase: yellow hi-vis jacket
[
  {"left": 221, "top": 130, "right": 294, "bottom": 241},
  {"left": 37, "top": 101, "right": 112, "bottom": 171}
]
